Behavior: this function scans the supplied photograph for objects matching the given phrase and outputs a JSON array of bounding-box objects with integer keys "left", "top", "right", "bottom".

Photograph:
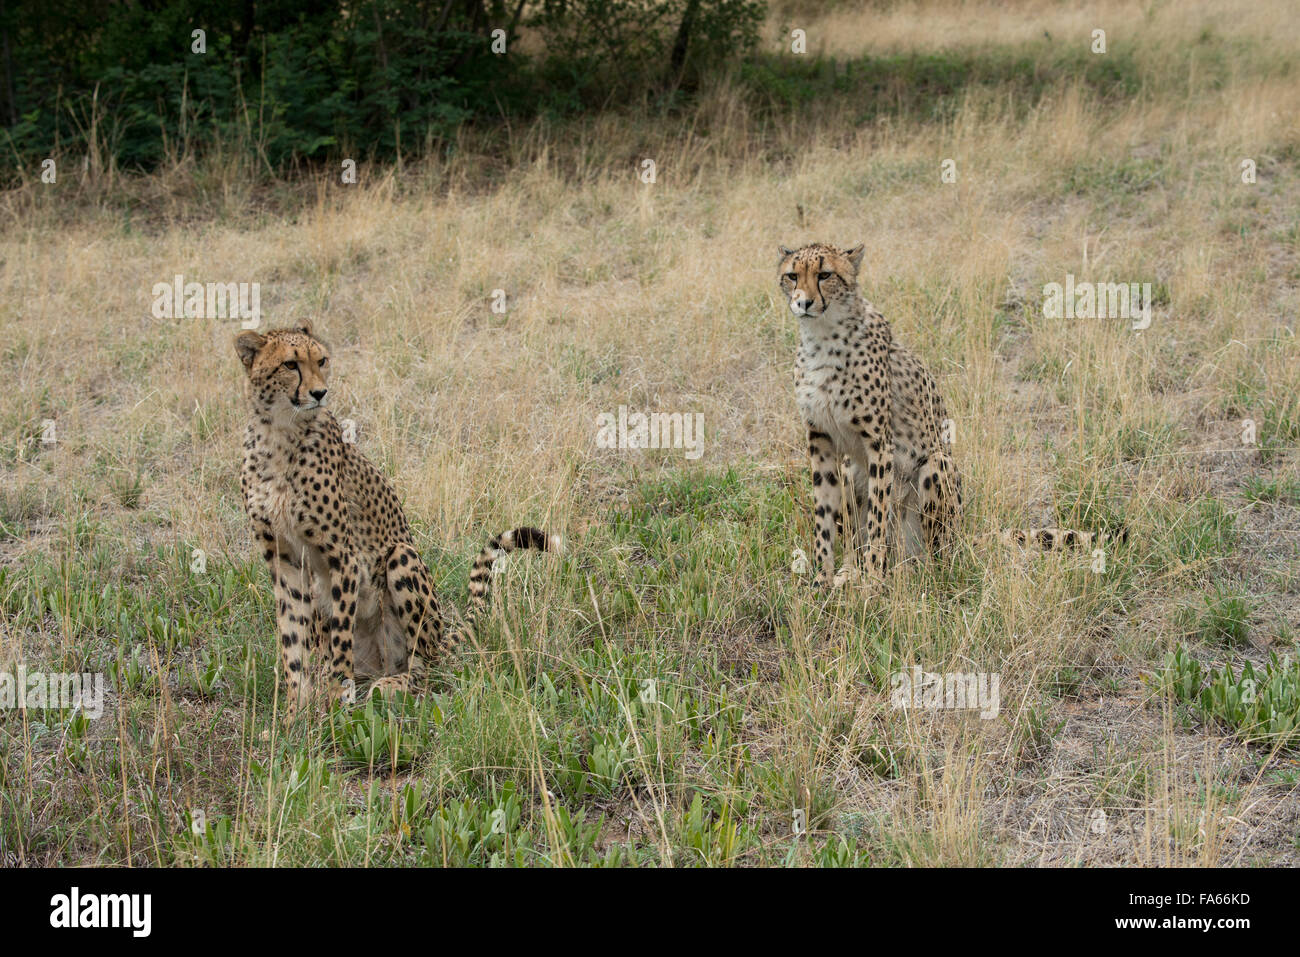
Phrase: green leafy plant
[
  {"left": 1157, "top": 645, "right": 1300, "bottom": 747},
  {"left": 421, "top": 783, "right": 525, "bottom": 867},
  {"left": 325, "top": 690, "right": 439, "bottom": 769}
]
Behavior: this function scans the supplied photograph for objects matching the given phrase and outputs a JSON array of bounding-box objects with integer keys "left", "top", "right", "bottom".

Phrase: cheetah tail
[
  {"left": 443, "top": 526, "right": 563, "bottom": 651},
  {"left": 979, "top": 525, "right": 1128, "bottom": 552}
]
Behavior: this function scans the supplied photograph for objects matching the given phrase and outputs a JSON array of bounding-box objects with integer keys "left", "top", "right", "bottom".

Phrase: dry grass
[{"left": 0, "top": 0, "right": 1297, "bottom": 866}]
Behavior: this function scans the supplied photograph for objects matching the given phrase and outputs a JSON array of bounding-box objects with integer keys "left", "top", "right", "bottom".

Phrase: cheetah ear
[
  {"left": 842, "top": 244, "right": 865, "bottom": 270},
  {"left": 778, "top": 245, "right": 795, "bottom": 264},
  {"left": 234, "top": 331, "right": 266, "bottom": 370},
  {"left": 297, "top": 319, "right": 314, "bottom": 337}
]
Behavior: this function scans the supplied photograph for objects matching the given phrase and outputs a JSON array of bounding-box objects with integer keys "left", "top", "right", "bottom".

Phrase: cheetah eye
[
  {"left": 784, "top": 273, "right": 797, "bottom": 282},
  {"left": 283, "top": 360, "right": 298, "bottom": 371},
  {"left": 818, "top": 271, "right": 833, "bottom": 281},
  {"left": 317, "top": 357, "right": 328, "bottom": 368}
]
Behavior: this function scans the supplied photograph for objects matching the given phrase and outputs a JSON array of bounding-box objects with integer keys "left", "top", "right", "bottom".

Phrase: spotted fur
[
  {"left": 235, "top": 322, "right": 560, "bottom": 716},
  {"left": 778, "top": 242, "right": 1117, "bottom": 585},
  {"left": 979, "top": 526, "right": 1128, "bottom": 551}
]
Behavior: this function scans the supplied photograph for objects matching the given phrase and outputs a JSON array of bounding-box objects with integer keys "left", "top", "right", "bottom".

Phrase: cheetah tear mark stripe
[
  {"left": 978, "top": 526, "right": 1129, "bottom": 551},
  {"left": 444, "top": 526, "right": 563, "bottom": 650}
]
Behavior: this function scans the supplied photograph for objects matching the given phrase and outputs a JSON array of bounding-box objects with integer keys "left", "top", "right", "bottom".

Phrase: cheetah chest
[
  {"left": 796, "top": 361, "right": 878, "bottom": 453},
  {"left": 246, "top": 467, "right": 381, "bottom": 619}
]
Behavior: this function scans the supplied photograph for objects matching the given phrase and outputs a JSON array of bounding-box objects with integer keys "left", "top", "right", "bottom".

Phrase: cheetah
[
  {"left": 235, "top": 322, "right": 560, "bottom": 717},
  {"left": 778, "top": 242, "right": 1122, "bottom": 586}
]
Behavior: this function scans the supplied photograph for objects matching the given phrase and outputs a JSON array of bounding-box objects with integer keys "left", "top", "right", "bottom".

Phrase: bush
[{"left": 0, "top": 0, "right": 765, "bottom": 179}]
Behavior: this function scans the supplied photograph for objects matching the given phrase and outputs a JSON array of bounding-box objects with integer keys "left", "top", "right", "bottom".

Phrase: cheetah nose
[{"left": 310, "top": 388, "right": 327, "bottom": 402}]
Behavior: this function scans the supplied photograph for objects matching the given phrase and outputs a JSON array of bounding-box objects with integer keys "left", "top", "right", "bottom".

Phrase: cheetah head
[
  {"left": 777, "top": 242, "right": 865, "bottom": 319},
  {"left": 234, "top": 322, "right": 331, "bottom": 418}
]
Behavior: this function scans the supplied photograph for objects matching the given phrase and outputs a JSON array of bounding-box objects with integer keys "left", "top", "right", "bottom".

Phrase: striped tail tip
[
  {"left": 492, "top": 526, "right": 562, "bottom": 554},
  {"left": 464, "top": 525, "right": 562, "bottom": 620}
]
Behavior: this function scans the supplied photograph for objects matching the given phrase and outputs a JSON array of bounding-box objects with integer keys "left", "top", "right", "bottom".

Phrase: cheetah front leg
[
  {"left": 266, "top": 537, "right": 314, "bottom": 719},
  {"left": 845, "top": 459, "right": 870, "bottom": 556},
  {"left": 860, "top": 429, "right": 894, "bottom": 581},
  {"left": 808, "top": 428, "right": 843, "bottom": 586},
  {"left": 318, "top": 538, "right": 360, "bottom": 705}
]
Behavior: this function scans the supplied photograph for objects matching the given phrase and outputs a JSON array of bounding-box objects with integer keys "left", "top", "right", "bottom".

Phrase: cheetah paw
[
  {"left": 367, "top": 674, "right": 412, "bottom": 699},
  {"left": 832, "top": 565, "right": 861, "bottom": 587}
]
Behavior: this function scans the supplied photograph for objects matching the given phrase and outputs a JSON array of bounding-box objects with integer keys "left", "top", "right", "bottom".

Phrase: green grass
[
  {"left": 0, "top": 436, "right": 1264, "bottom": 867},
  {"left": 0, "top": 458, "right": 1195, "bottom": 866},
  {"left": 1197, "top": 587, "right": 1253, "bottom": 647},
  {"left": 1242, "top": 475, "right": 1300, "bottom": 506}
]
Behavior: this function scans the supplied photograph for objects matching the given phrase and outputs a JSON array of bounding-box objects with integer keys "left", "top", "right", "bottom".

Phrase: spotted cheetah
[
  {"left": 235, "top": 322, "right": 560, "bottom": 717},
  {"left": 779, "top": 242, "right": 1121, "bottom": 586}
]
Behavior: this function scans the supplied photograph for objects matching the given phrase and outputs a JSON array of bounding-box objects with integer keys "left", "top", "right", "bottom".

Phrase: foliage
[{"left": 0, "top": 0, "right": 764, "bottom": 176}]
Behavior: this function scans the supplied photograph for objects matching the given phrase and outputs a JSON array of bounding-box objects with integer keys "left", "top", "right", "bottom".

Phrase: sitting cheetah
[
  {"left": 778, "top": 242, "right": 1120, "bottom": 586},
  {"left": 235, "top": 322, "right": 560, "bottom": 716}
]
